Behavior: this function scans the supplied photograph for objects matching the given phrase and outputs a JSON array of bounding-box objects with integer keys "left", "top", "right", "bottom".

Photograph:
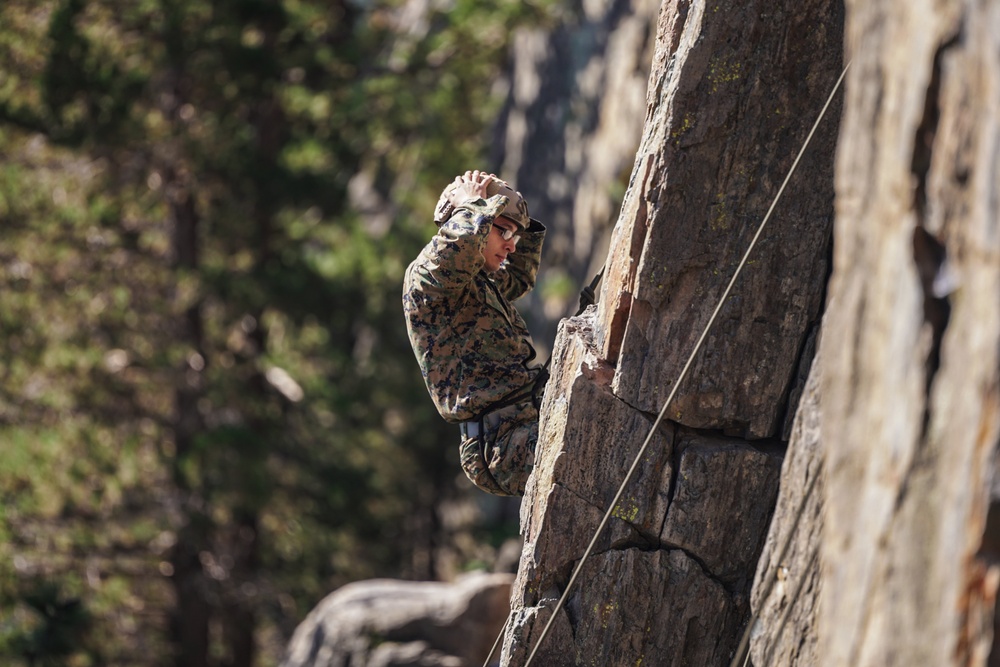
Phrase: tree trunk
[
  {"left": 501, "top": 0, "right": 844, "bottom": 662},
  {"left": 167, "top": 170, "right": 212, "bottom": 667}
]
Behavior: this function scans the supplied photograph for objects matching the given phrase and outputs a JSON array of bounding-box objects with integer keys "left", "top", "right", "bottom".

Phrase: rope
[
  {"left": 726, "top": 59, "right": 851, "bottom": 667},
  {"left": 482, "top": 613, "right": 510, "bottom": 667},
  {"left": 479, "top": 271, "right": 602, "bottom": 667},
  {"left": 727, "top": 462, "right": 821, "bottom": 667},
  {"left": 517, "top": 60, "right": 851, "bottom": 667}
]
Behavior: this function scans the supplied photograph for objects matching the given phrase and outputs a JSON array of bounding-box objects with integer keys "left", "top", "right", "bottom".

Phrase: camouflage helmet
[
  {"left": 486, "top": 178, "right": 530, "bottom": 230},
  {"left": 433, "top": 174, "right": 530, "bottom": 230}
]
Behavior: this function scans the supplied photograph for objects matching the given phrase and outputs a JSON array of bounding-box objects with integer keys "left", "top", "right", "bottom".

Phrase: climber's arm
[
  {"left": 405, "top": 195, "right": 510, "bottom": 299},
  {"left": 493, "top": 218, "right": 545, "bottom": 301}
]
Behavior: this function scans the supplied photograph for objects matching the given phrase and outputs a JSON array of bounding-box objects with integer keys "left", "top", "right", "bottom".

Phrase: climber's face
[{"left": 483, "top": 216, "right": 520, "bottom": 272}]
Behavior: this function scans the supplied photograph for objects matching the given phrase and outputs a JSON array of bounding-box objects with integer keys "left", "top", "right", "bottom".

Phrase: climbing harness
[
  {"left": 475, "top": 264, "right": 604, "bottom": 419},
  {"left": 482, "top": 59, "right": 851, "bottom": 667}
]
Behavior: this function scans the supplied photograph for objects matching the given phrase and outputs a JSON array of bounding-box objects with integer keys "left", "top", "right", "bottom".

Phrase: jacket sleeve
[
  {"left": 493, "top": 218, "right": 546, "bottom": 301},
  {"left": 405, "top": 195, "right": 510, "bottom": 298}
]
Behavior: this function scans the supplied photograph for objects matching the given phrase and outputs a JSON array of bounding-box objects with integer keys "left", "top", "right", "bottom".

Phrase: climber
[{"left": 403, "top": 170, "right": 547, "bottom": 496}]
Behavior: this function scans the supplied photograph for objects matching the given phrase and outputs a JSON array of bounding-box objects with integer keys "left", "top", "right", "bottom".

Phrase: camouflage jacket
[{"left": 403, "top": 194, "right": 545, "bottom": 423}]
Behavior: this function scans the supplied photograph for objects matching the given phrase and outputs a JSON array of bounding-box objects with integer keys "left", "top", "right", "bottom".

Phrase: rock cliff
[
  {"left": 497, "top": 0, "right": 662, "bottom": 350},
  {"left": 500, "top": 0, "right": 844, "bottom": 663},
  {"left": 288, "top": 0, "right": 1000, "bottom": 664},
  {"left": 751, "top": 2, "right": 1000, "bottom": 666}
]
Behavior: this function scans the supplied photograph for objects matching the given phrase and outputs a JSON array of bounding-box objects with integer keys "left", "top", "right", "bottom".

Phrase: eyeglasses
[{"left": 494, "top": 219, "right": 521, "bottom": 244}]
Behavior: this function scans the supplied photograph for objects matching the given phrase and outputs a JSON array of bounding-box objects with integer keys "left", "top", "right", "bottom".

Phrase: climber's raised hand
[{"left": 448, "top": 170, "right": 494, "bottom": 206}]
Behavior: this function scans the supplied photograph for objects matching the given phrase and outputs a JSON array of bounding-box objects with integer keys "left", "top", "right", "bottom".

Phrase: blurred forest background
[{"left": 0, "top": 0, "right": 651, "bottom": 665}]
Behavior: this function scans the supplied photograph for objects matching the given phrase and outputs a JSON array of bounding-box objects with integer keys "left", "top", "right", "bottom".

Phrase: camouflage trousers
[{"left": 459, "top": 402, "right": 538, "bottom": 496}]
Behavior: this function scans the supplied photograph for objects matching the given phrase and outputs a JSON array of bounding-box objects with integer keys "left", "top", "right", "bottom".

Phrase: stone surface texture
[
  {"left": 748, "top": 358, "right": 824, "bottom": 667},
  {"left": 749, "top": 2, "right": 1000, "bottom": 666},
  {"left": 596, "top": 0, "right": 844, "bottom": 439},
  {"left": 280, "top": 572, "right": 512, "bottom": 667},
  {"left": 501, "top": 0, "right": 844, "bottom": 662},
  {"left": 816, "top": 1, "right": 1000, "bottom": 666},
  {"left": 497, "top": 0, "right": 662, "bottom": 350}
]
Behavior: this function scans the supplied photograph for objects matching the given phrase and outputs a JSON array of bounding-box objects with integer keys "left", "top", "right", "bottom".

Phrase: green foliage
[
  {"left": 0, "top": 0, "right": 561, "bottom": 665},
  {"left": 0, "top": 581, "right": 98, "bottom": 666}
]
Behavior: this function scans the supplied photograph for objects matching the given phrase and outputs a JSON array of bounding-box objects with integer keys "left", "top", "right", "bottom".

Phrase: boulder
[{"left": 280, "top": 572, "right": 512, "bottom": 667}]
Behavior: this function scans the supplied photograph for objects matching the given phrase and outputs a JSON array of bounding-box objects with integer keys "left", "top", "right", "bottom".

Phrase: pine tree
[{"left": 0, "top": 0, "right": 557, "bottom": 664}]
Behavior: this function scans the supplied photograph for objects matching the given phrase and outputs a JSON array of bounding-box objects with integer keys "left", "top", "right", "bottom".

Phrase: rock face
[
  {"left": 748, "top": 357, "right": 824, "bottom": 667},
  {"left": 280, "top": 572, "right": 513, "bottom": 667},
  {"left": 496, "top": 0, "right": 661, "bottom": 349},
  {"left": 597, "top": 0, "right": 844, "bottom": 440},
  {"left": 748, "top": 2, "right": 1000, "bottom": 666},
  {"left": 501, "top": 315, "right": 780, "bottom": 665},
  {"left": 812, "top": 1, "right": 1000, "bottom": 665},
  {"left": 500, "top": 0, "right": 844, "bottom": 663}
]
